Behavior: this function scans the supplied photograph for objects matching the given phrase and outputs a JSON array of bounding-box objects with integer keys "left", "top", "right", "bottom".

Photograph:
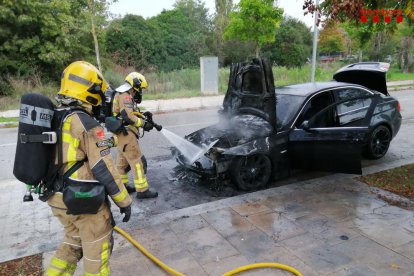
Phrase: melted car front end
[{"left": 172, "top": 114, "right": 274, "bottom": 177}]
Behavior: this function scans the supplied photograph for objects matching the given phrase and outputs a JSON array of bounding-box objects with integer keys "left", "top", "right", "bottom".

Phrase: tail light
[{"left": 397, "top": 101, "right": 401, "bottom": 113}]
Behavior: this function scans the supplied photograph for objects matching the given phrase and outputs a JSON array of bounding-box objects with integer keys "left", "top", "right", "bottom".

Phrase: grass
[
  {"left": 0, "top": 117, "right": 18, "bottom": 123},
  {"left": 0, "top": 117, "right": 18, "bottom": 128},
  {"left": 0, "top": 76, "right": 57, "bottom": 111},
  {"left": 1, "top": 61, "right": 413, "bottom": 111},
  {"left": 387, "top": 69, "right": 414, "bottom": 81},
  {"left": 358, "top": 164, "right": 414, "bottom": 199}
]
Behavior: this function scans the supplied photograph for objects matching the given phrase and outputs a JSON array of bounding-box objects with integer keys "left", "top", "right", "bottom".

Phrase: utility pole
[{"left": 311, "top": 0, "right": 319, "bottom": 82}]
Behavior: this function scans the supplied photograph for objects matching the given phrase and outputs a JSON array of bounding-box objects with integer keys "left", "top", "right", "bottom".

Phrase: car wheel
[
  {"left": 364, "top": 125, "right": 391, "bottom": 160},
  {"left": 230, "top": 154, "right": 272, "bottom": 191}
]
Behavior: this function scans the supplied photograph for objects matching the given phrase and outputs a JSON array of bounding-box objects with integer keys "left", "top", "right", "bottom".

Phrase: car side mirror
[
  {"left": 300, "top": 120, "right": 317, "bottom": 132},
  {"left": 301, "top": 120, "right": 310, "bottom": 130}
]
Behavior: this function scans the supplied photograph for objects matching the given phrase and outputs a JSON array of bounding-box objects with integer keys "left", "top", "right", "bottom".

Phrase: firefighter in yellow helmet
[
  {"left": 46, "top": 61, "right": 132, "bottom": 276},
  {"left": 112, "top": 72, "right": 158, "bottom": 199}
]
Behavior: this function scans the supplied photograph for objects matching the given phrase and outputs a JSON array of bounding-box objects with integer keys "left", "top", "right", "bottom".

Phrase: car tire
[
  {"left": 230, "top": 154, "right": 272, "bottom": 191},
  {"left": 364, "top": 125, "right": 391, "bottom": 160}
]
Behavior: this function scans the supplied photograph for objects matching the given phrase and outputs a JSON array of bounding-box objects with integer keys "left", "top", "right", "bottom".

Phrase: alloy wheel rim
[
  {"left": 371, "top": 128, "right": 391, "bottom": 157},
  {"left": 239, "top": 155, "right": 269, "bottom": 188}
]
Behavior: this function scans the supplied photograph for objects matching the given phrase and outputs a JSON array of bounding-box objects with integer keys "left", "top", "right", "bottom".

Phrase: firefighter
[
  {"left": 112, "top": 72, "right": 158, "bottom": 199},
  {"left": 46, "top": 61, "right": 132, "bottom": 276}
]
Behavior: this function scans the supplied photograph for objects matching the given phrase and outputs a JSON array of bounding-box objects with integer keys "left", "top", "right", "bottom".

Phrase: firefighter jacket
[
  {"left": 112, "top": 92, "right": 144, "bottom": 135},
  {"left": 48, "top": 110, "right": 132, "bottom": 210}
]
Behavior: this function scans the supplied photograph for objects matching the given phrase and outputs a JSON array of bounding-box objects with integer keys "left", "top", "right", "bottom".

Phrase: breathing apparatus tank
[{"left": 13, "top": 93, "right": 56, "bottom": 200}]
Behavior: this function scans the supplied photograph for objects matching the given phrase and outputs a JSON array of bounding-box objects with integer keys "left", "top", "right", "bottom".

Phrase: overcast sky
[{"left": 109, "top": 0, "right": 316, "bottom": 29}]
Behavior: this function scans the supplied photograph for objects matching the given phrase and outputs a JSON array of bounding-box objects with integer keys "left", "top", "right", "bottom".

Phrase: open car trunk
[{"left": 333, "top": 62, "right": 390, "bottom": 96}]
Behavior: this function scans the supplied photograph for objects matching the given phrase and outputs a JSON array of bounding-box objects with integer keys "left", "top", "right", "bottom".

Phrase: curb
[
  {"left": 143, "top": 95, "right": 224, "bottom": 113},
  {"left": 388, "top": 85, "right": 414, "bottom": 91},
  {"left": 0, "top": 122, "right": 18, "bottom": 127}
]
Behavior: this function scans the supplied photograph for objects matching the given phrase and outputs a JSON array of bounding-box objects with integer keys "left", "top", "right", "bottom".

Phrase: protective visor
[{"left": 115, "top": 82, "right": 133, "bottom": 93}]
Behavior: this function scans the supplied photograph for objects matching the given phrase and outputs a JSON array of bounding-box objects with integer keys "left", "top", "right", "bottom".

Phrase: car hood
[
  {"left": 333, "top": 62, "right": 390, "bottom": 95},
  {"left": 221, "top": 58, "right": 277, "bottom": 129}
]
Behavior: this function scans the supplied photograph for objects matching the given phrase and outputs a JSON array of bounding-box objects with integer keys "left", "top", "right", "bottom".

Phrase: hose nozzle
[{"left": 154, "top": 123, "right": 162, "bottom": 131}]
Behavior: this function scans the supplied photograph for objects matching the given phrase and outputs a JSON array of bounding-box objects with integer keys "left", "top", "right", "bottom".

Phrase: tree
[
  {"left": 340, "top": 21, "right": 373, "bottom": 60},
  {"left": 149, "top": 9, "right": 198, "bottom": 70},
  {"left": 395, "top": 20, "right": 414, "bottom": 72},
  {"left": 215, "top": 0, "right": 233, "bottom": 64},
  {"left": 303, "top": 0, "right": 411, "bottom": 25},
  {"left": 105, "top": 14, "right": 162, "bottom": 69},
  {"left": 148, "top": 0, "right": 213, "bottom": 71},
  {"left": 223, "top": 0, "right": 283, "bottom": 57},
  {"left": 318, "top": 22, "right": 346, "bottom": 55},
  {"left": 266, "top": 17, "right": 312, "bottom": 67},
  {"left": 105, "top": 0, "right": 214, "bottom": 71},
  {"left": 87, "top": 0, "right": 109, "bottom": 72},
  {"left": 0, "top": 0, "right": 111, "bottom": 81},
  {"left": 173, "top": 0, "right": 215, "bottom": 57},
  {"left": 303, "top": 0, "right": 413, "bottom": 67}
]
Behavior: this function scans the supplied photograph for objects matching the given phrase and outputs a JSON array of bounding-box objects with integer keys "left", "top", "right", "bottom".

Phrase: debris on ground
[
  {"left": 358, "top": 164, "right": 414, "bottom": 209},
  {"left": 0, "top": 254, "right": 42, "bottom": 276},
  {"left": 358, "top": 163, "right": 414, "bottom": 198}
]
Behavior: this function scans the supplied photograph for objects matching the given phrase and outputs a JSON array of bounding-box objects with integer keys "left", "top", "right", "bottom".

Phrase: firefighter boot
[{"left": 136, "top": 189, "right": 158, "bottom": 199}]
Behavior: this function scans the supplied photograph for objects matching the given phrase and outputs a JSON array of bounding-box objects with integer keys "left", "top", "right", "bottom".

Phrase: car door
[{"left": 288, "top": 88, "right": 377, "bottom": 174}]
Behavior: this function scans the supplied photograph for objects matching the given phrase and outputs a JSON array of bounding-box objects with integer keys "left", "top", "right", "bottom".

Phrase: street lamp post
[{"left": 311, "top": 0, "right": 319, "bottom": 82}]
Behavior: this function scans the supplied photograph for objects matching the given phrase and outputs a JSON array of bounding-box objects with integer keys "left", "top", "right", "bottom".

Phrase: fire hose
[{"left": 113, "top": 226, "right": 303, "bottom": 276}]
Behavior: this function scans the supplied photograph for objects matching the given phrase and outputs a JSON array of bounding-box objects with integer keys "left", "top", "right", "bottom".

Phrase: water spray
[{"left": 160, "top": 128, "right": 218, "bottom": 165}]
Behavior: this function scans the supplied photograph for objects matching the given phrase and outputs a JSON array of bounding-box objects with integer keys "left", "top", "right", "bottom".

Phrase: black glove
[
  {"left": 120, "top": 205, "right": 131, "bottom": 222},
  {"left": 143, "top": 121, "right": 154, "bottom": 132}
]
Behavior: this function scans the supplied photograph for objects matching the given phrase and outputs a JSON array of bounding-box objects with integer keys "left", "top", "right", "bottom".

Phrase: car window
[
  {"left": 335, "top": 88, "right": 372, "bottom": 126},
  {"left": 276, "top": 94, "right": 305, "bottom": 130},
  {"left": 296, "top": 91, "right": 335, "bottom": 128}
]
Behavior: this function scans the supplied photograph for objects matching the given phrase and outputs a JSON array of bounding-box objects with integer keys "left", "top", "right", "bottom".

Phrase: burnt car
[{"left": 172, "top": 59, "right": 402, "bottom": 190}]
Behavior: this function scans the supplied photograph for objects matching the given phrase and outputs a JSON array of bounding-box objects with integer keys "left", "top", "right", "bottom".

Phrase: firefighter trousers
[
  {"left": 45, "top": 204, "right": 113, "bottom": 276},
  {"left": 115, "top": 130, "right": 149, "bottom": 192}
]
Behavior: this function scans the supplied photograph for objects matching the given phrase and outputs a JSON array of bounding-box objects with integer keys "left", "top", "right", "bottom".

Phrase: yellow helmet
[
  {"left": 58, "top": 61, "right": 109, "bottom": 106},
  {"left": 116, "top": 72, "right": 148, "bottom": 93}
]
